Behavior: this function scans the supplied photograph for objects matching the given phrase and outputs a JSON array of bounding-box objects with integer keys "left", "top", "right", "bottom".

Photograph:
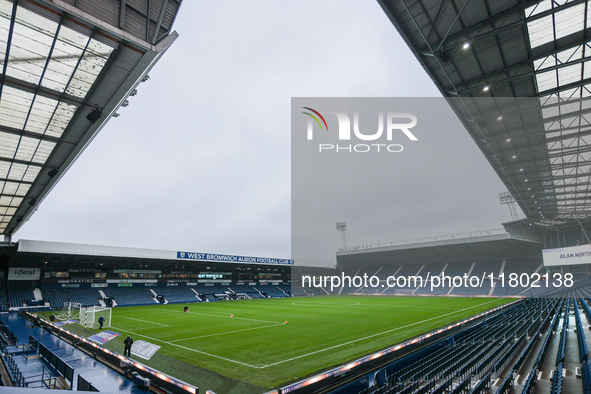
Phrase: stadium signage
[
  {"left": 106, "top": 279, "right": 158, "bottom": 284},
  {"left": 302, "top": 107, "right": 418, "bottom": 153},
  {"left": 8, "top": 267, "right": 40, "bottom": 280},
  {"left": 176, "top": 251, "right": 293, "bottom": 265},
  {"left": 57, "top": 278, "right": 96, "bottom": 284},
  {"left": 542, "top": 244, "right": 591, "bottom": 266},
  {"left": 68, "top": 268, "right": 101, "bottom": 273}
]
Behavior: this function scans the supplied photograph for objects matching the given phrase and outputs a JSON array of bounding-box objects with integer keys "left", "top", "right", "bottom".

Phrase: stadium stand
[
  {"left": 0, "top": 286, "right": 9, "bottom": 312},
  {"left": 7, "top": 288, "right": 36, "bottom": 309},
  {"left": 153, "top": 285, "right": 202, "bottom": 304},
  {"left": 103, "top": 286, "right": 156, "bottom": 306},
  {"left": 342, "top": 296, "right": 578, "bottom": 394},
  {"left": 41, "top": 286, "right": 101, "bottom": 309}
]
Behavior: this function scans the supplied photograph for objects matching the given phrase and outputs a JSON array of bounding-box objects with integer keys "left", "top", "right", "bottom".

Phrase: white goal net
[
  {"left": 79, "top": 306, "right": 112, "bottom": 329},
  {"left": 55, "top": 302, "right": 82, "bottom": 321}
]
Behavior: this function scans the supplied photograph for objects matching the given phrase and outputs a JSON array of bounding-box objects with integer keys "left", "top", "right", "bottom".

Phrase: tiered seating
[
  {"left": 0, "top": 286, "right": 9, "bottom": 311},
  {"left": 583, "top": 359, "right": 591, "bottom": 394},
  {"left": 290, "top": 286, "right": 310, "bottom": 296},
  {"left": 103, "top": 286, "right": 155, "bottom": 306},
  {"left": 197, "top": 284, "right": 234, "bottom": 301},
  {"left": 575, "top": 298, "right": 589, "bottom": 362},
  {"left": 256, "top": 285, "right": 288, "bottom": 298},
  {"left": 430, "top": 261, "right": 472, "bottom": 295},
  {"left": 154, "top": 285, "right": 200, "bottom": 303},
  {"left": 550, "top": 300, "right": 569, "bottom": 394},
  {"left": 353, "top": 297, "right": 564, "bottom": 394},
  {"left": 492, "top": 257, "right": 542, "bottom": 296},
  {"left": 42, "top": 286, "right": 101, "bottom": 308},
  {"left": 381, "top": 264, "right": 423, "bottom": 294},
  {"left": 7, "top": 288, "right": 36, "bottom": 308},
  {"left": 278, "top": 284, "right": 292, "bottom": 296}
]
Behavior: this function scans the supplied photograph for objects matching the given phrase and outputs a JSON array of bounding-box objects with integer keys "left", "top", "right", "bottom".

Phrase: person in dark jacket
[
  {"left": 98, "top": 315, "right": 105, "bottom": 329},
  {"left": 123, "top": 335, "right": 133, "bottom": 357}
]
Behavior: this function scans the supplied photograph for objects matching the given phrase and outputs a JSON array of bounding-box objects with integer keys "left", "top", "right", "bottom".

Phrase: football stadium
[{"left": 2, "top": 1, "right": 591, "bottom": 394}]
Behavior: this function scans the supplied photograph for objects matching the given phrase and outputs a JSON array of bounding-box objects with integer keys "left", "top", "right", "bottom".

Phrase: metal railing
[{"left": 337, "top": 229, "right": 506, "bottom": 252}]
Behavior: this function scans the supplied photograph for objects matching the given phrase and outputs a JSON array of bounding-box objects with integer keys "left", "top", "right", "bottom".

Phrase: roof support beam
[
  {"left": 456, "top": 40, "right": 591, "bottom": 93},
  {"left": 0, "top": 178, "right": 33, "bottom": 186},
  {"left": 119, "top": 0, "right": 127, "bottom": 29},
  {"left": 152, "top": 0, "right": 169, "bottom": 44},
  {"left": 538, "top": 75, "right": 591, "bottom": 96},
  {"left": 0, "top": 0, "right": 19, "bottom": 102},
  {"left": 0, "top": 125, "right": 64, "bottom": 145},
  {"left": 0, "top": 193, "right": 26, "bottom": 199},
  {"left": 434, "top": 0, "right": 586, "bottom": 54},
  {"left": 1, "top": 73, "right": 85, "bottom": 107},
  {"left": 435, "top": 0, "right": 471, "bottom": 52}
]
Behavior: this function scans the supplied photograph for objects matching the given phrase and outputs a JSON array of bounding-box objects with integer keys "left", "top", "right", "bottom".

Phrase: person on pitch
[
  {"left": 98, "top": 315, "right": 105, "bottom": 330},
  {"left": 124, "top": 335, "right": 133, "bottom": 357}
]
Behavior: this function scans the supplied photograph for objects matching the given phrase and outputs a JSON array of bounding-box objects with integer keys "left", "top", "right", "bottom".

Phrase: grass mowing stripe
[
  {"left": 155, "top": 308, "right": 284, "bottom": 324},
  {"left": 169, "top": 323, "right": 285, "bottom": 342},
  {"left": 111, "top": 325, "right": 262, "bottom": 368},
  {"left": 260, "top": 298, "right": 502, "bottom": 368},
  {"left": 119, "top": 316, "right": 169, "bottom": 327},
  {"left": 102, "top": 296, "right": 511, "bottom": 388}
]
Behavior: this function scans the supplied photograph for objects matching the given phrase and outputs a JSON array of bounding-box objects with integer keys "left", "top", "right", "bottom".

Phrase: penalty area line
[
  {"left": 111, "top": 326, "right": 262, "bottom": 368},
  {"left": 260, "top": 298, "right": 502, "bottom": 368}
]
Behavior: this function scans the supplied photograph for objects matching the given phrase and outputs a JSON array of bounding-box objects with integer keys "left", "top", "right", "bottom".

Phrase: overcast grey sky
[{"left": 15, "top": 1, "right": 517, "bottom": 263}]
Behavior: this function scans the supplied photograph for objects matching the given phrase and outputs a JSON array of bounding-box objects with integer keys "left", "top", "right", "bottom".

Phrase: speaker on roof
[
  {"left": 86, "top": 108, "right": 103, "bottom": 124},
  {"left": 438, "top": 51, "right": 451, "bottom": 64}
]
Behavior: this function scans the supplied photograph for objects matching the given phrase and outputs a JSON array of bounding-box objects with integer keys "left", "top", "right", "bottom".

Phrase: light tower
[
  {"left": 336, "top": 222, "right": 348, "bottom": 250},
  {"left": 499, "top": 192, "right": 519, "bottom": 220}
]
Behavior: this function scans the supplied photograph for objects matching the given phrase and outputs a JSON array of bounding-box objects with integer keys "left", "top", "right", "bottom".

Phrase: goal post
[{"left": 79, "top": 306, "right": 112, "bottom": 329}]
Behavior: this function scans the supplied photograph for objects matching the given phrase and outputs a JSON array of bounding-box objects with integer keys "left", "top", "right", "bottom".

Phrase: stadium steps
[
  {"left": 380, "top": 266, "right": 403, "bottom": 295},
  {"left": 32, "top": 289, "right": 43, "bottom": 302},
  {"left": 277, "top": 286, "right": 291, "bottom": 297},
  {"left": 342, "top": 268, "right": 361, "bottom": 294},
  {"left": 489, "top": 260, "right": 506, "bottom": 296},
  {"left": 190, "top": 288, "right": 208, "bottom": 301},
  {"left": 517, "top": 263, "right": 544, "bottom": 297},
  {"left": 410, "top": 265, "right": 425, "bottom": 295},
  {"left": 448, "top": 262, "right": 474, "bottom": 295},
  {"left": 298, "top": 286, "right": 313, "bottom": 296}
]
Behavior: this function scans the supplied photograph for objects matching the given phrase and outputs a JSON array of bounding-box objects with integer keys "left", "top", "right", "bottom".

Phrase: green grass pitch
[{"left": 53, "top": 296, "right": 511, "bottom": 392}]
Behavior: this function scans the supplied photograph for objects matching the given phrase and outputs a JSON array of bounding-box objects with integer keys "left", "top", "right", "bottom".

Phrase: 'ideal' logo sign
[{"left": 302, "top": 107, "right": 418, "bottom": 152}]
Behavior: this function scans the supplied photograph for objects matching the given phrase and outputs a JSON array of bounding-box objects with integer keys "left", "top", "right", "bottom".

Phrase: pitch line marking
[
  {"left": 156, "top": 308, "right": 282, "bottom": 324},
  {"left": 169, "top": 323, "right": 284, "bottom": 342},
  {"left": 111, "top": 326, "right": 262, "bottom": 368},
  {"left": 291, "top": 302, "right": 465, "bottom": 310},
  {"left": 260, "top": 298, "right": 502, "bottom": 368},
  {"left": 119, "top": 316, "right": 169, "bottom": 327},
  {"left": 356, "top": 304, "right": 463, "bottom": 310},
  {"left": 291, "top": 302, "right": 361, "bottom": 306}
]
